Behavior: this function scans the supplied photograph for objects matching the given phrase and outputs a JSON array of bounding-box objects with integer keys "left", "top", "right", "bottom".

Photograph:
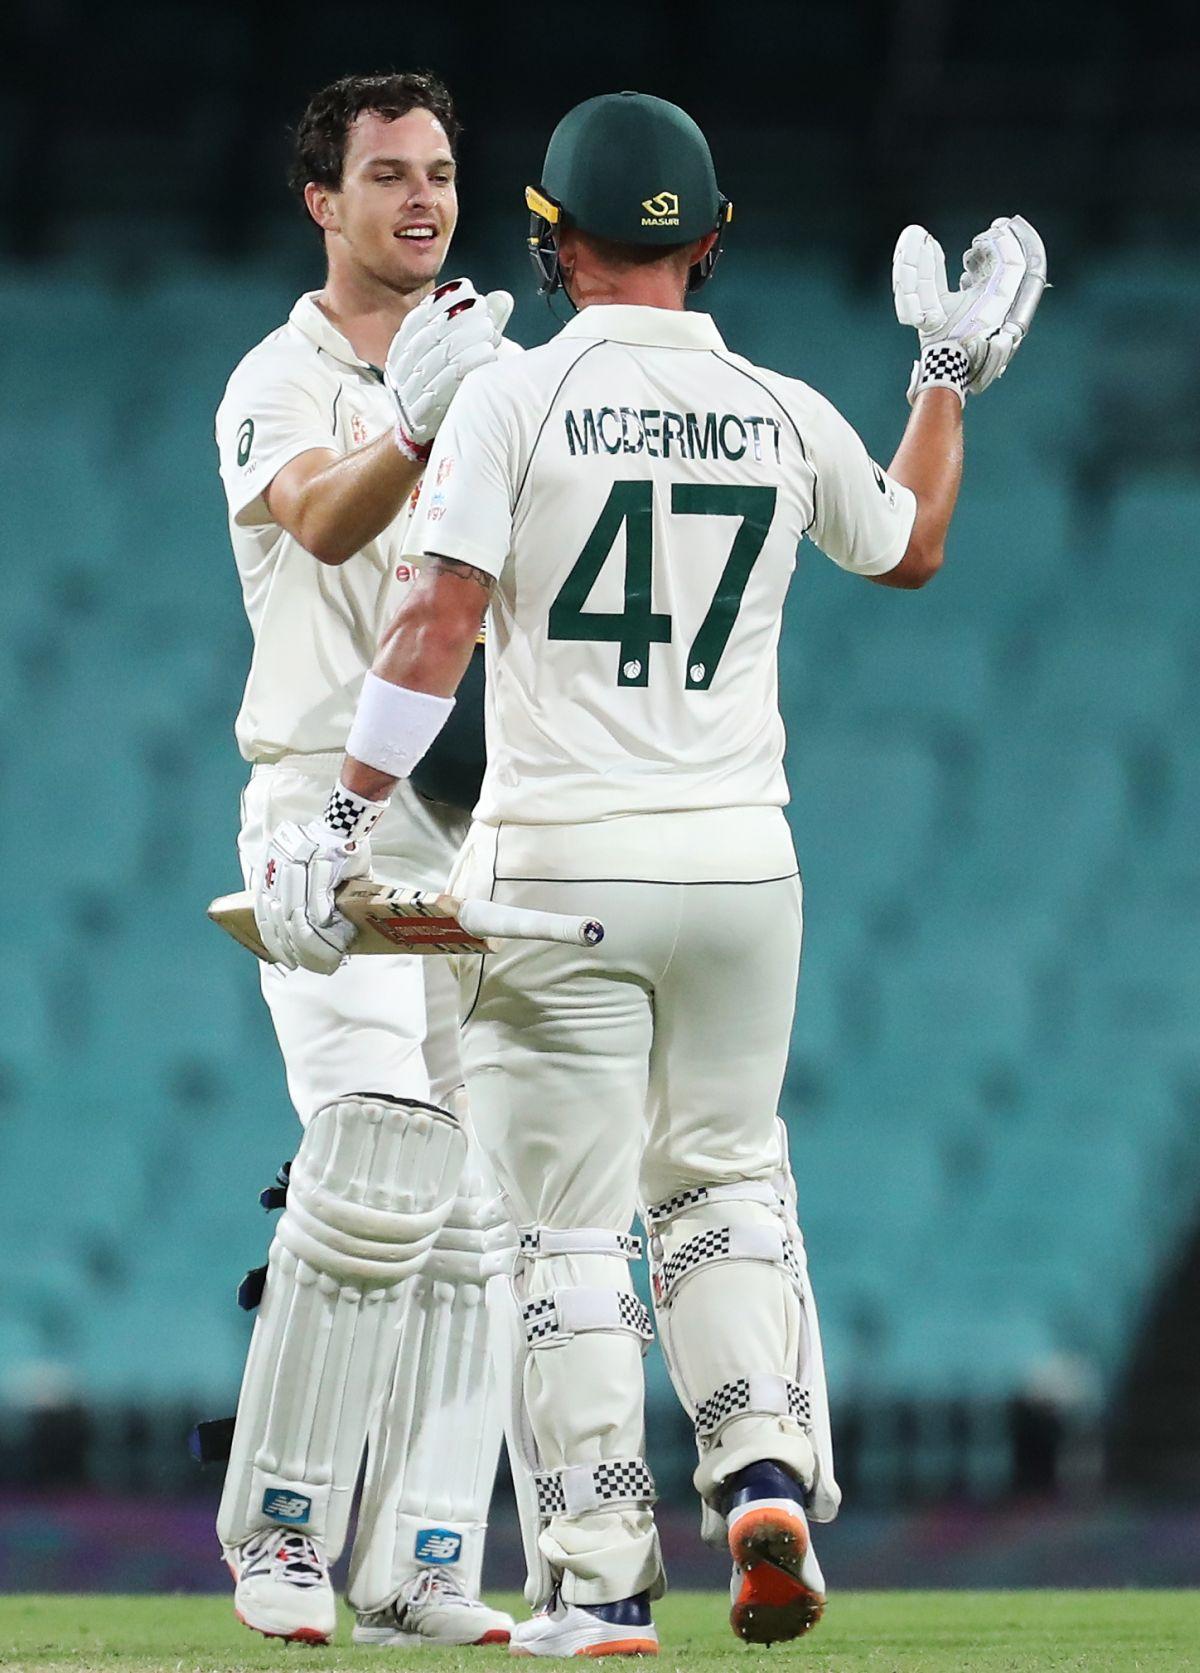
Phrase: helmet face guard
[
  {"left": 526, "top": 184, "right": 733, "bottom": 300},
  {"left": 526, "top": 185, "right": 564, "bottom": 296}
]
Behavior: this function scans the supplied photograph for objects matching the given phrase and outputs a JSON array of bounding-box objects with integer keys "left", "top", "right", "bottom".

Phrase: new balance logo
[
  {"left": 261, "top": 1489, "right": 312, "bottom": 1525},
  {"left": 414, "top": 1527, "right": 463, "bottom": 1564}
]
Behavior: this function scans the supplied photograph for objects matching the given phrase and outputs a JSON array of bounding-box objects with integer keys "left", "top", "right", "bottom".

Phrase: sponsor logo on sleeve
[
  {"left": 414, "top": 1527, "right": 463, "bottom": 1564},
  {"left": 236, "top": 418, "right": 255, "bottom": 467},
  {"left": 641, "top": 190, "right": 680, "bottom": 227},
  {"left": 261, "top": 1489, "right": 312, "bottom": 1525},
  {"left": 871, "top": 461, "right": 898, "bottom": 507}
]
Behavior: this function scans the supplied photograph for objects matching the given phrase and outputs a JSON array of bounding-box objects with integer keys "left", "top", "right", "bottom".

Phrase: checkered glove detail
[
  {"left": 694, "top": 1377, "right": 813, "bottom": 1442},
  {"left": 907, "top": 341, "right": 970, "bottom": 407},
  {"left": 318, "top": 782, "right": 389, "bottom": 846},
  {"left": 533, "top": 1458, "right": 657, "bottom": 1520},
  {"left": 521, "top": 1291, "right": 653, "bottom": 1346}
]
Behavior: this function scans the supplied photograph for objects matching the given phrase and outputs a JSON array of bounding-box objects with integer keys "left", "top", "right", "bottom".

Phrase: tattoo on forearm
[{"left": 427, "top": 554, "right": 496, "bottom": 592}]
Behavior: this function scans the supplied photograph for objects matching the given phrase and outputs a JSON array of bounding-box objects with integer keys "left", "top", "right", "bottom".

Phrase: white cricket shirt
[
  {"left": 406, "top": 304, "right": 916, "bottom": 826},
  {"left": 216, "top": 294, "right": 423, "bottom": 763}
]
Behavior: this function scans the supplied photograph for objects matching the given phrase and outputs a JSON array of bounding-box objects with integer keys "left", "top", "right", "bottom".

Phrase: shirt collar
[
  {"left": 559, "top": 304, "right": 726, "bottom": 352},
  {"left": 289, "top": 292, "right": 382, "bottom": 377}
]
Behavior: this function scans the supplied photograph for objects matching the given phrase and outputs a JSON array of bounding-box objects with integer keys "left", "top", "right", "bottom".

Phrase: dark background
[{"left": 1, "top": 0, "right": 1198, "bottom": 1592}]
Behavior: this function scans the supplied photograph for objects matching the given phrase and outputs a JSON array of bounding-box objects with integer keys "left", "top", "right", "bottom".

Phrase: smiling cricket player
[{"left": 212, "top": 72, "right": 517, "bottom": 1649}]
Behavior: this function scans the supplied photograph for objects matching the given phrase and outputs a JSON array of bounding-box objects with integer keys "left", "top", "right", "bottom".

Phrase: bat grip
[{"left": 458, "top": 898, "right": 605, "bottom": 947}]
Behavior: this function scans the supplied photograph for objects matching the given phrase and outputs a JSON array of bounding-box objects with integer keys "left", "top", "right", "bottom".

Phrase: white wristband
[{"left": 346, "top": 671, "right": 455, "bottom": 780}]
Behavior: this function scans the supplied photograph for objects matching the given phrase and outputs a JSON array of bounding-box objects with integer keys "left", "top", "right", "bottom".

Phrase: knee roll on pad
[
  {"left": 277, "top": 1093, "right": 467, "bottom": 1283},
  {"left": 423, "top": 1184, "right": 514, "bottom": 1286},
  {"left": 487, "top": 1226, "right": 660, "bottom": 1607}
]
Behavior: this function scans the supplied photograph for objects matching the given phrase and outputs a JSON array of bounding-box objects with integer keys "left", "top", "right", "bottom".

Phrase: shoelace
[
  {"left": 268, "top": 1530, "right": 326, "bottom": 1588},
  {"left": 396, "top": 1568, "right": 474, "bottom": 1621}
]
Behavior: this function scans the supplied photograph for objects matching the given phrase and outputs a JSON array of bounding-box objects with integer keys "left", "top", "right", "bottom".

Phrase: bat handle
[{"left": 458, "top": 898, "right": 605, "bottom": 947}]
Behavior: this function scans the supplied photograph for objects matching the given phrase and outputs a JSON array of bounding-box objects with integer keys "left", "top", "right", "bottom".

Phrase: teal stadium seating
[{"left": 0, "top": 254, "right": 1196, "bottom": 1470}]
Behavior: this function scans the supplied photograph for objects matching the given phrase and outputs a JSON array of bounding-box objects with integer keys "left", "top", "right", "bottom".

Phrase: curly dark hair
[{"left": 288, "top": 71, "right": 460, "bottom": 208}]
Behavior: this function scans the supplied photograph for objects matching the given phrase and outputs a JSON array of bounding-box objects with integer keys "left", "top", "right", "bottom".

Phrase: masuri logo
[{"left": 642, "top": 191, "right": 679, "bottom": 219}]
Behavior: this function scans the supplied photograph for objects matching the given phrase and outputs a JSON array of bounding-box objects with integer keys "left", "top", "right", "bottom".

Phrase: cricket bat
[{"left": 208, "top": 879, "right": 604, "bottom": 963}]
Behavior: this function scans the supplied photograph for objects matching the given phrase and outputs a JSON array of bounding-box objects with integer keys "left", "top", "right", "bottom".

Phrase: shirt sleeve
[
  {"left": 406, "top": 368, "right": 518, "bottom": 580},
  {"left": 804, "top": 393, "right": 917, "bottom": 577},
  {"left": 215, "top": 357, "right": 340, "bottom": 527}
]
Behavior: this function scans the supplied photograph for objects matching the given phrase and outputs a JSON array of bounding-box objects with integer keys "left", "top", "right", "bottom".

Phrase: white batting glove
[
  {"left": 893, "top": 215, "right": 1047, "bottom": 403},
  {"left": 385, "top": 278, "right": 514, "bottom": 461},
  {"left": 253, "top": 784, "right": 389, "bottom": 974}
]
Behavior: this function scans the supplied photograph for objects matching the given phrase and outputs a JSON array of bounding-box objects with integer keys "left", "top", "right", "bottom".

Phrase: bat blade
[{"left": 207, "top": 881, "right": 493, "bottom": 960}]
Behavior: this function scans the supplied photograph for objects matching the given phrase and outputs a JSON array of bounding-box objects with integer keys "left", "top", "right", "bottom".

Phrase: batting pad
[
  {"left": 347, "top": 1156, "right": 510, "bottom": 1610},
  {"left": 487, "top": 1229, "right": 664, "bottom": 1609},
  {"left": 216, "top": 1094, "right": 466, "bottom": 1559},
  {"left": 646, "top": 1166, "right": 832, "bottom": 1538}
]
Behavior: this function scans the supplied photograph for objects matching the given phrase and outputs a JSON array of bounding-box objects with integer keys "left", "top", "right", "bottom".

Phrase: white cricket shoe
[
  {"left": 510, "top": 1591, "right": 658, "bottom": 1658},
  {"left": 352, "top": 1568, "right": 513, "bottom": 1648},
  {"left": 226, "top": 1527, "right": 337, "bottom": 1643},
  {"left": 723, "top": 1461, "right": 826, "bottom": 1644}
]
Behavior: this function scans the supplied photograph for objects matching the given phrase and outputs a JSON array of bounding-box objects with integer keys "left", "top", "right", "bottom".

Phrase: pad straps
[
  {"left": 533, "top": 1457, "right": 657, "bottom": 1520},
  {"left": 523, "top": 1286, "right": 653, "bottom": 1348},
  {"left": 642, "top": 1179, "right": 783, "bottom": 1230},
  {"left": 694, "top": 1373, "right": 812, "bottom": 1443},
  {"left": 519, "top": 1226, "right": 643, "bottom": 1260},
  {"left": 653, "top": 1223, "right": 801, "bottom": 1308}
]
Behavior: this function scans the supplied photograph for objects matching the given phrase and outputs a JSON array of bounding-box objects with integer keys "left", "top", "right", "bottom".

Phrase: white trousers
[
  {"left": 449, "top": 811, "right": 805, "bottom": 1604},
  {"left": 239, "top": 761, "right": 469, "bottom": 1118}
]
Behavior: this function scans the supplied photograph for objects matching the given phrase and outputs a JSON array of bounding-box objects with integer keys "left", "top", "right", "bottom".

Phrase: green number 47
[{"left": 547, "top": 480, "right": 777, "bottom": 689}]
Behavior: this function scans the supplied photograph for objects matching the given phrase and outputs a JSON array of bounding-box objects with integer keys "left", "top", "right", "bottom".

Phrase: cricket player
[
  {"left": 212, "top": 72, "right": 516, "bottom": 1648},
  {"left": 254, "top": 91, "right": 1046, "bottom": 1655}
]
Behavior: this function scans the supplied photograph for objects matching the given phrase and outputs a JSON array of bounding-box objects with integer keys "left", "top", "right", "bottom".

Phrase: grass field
[{"left": 1, "top": 1593, "right": 1198, "bottom": 1672}]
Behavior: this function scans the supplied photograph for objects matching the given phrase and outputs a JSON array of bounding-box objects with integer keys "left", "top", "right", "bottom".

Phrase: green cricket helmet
[{"left": 526, "top": 91, "right": 732, "bottom": 297}]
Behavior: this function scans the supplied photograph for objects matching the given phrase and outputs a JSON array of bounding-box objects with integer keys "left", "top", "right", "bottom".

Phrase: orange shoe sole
[{"left": 728, "top": 1507, "right": 825, "bottom": 1645}]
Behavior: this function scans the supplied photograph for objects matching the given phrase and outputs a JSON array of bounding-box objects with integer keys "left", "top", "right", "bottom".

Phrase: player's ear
[
  {"left": 556, "top": 225, "right": 578, "bottom": 280},
  {"left": 305, "top": 182, "right": 339, "bottom": 235},
  {"left": 690, "top": 230, "right": 718, "bottom": 266}
]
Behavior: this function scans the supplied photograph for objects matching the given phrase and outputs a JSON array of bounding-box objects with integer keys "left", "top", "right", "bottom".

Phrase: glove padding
[
  {"left": 385, "top": 278, "right": 514, "bottom": 458},
  {"left": 893, "top": 215, "right": 1047, "bottom": 398},
  {"left": 253, "top": 819, "right": 372, "bottom": 974}
]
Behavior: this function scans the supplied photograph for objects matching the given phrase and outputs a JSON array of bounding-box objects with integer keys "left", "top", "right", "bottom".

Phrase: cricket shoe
[
  {"left": 226, "top": 1526, "right": 337, "bottom": 1643},
  {"left": 723, "top": 1460, "right": 826, "bottom": 1644},
  {"left": 510, "top": 1590, "right": 658, "bottom": 1657},
  {"left": 353, "top": 1567, "right": 513, "bottom": 1647}
]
